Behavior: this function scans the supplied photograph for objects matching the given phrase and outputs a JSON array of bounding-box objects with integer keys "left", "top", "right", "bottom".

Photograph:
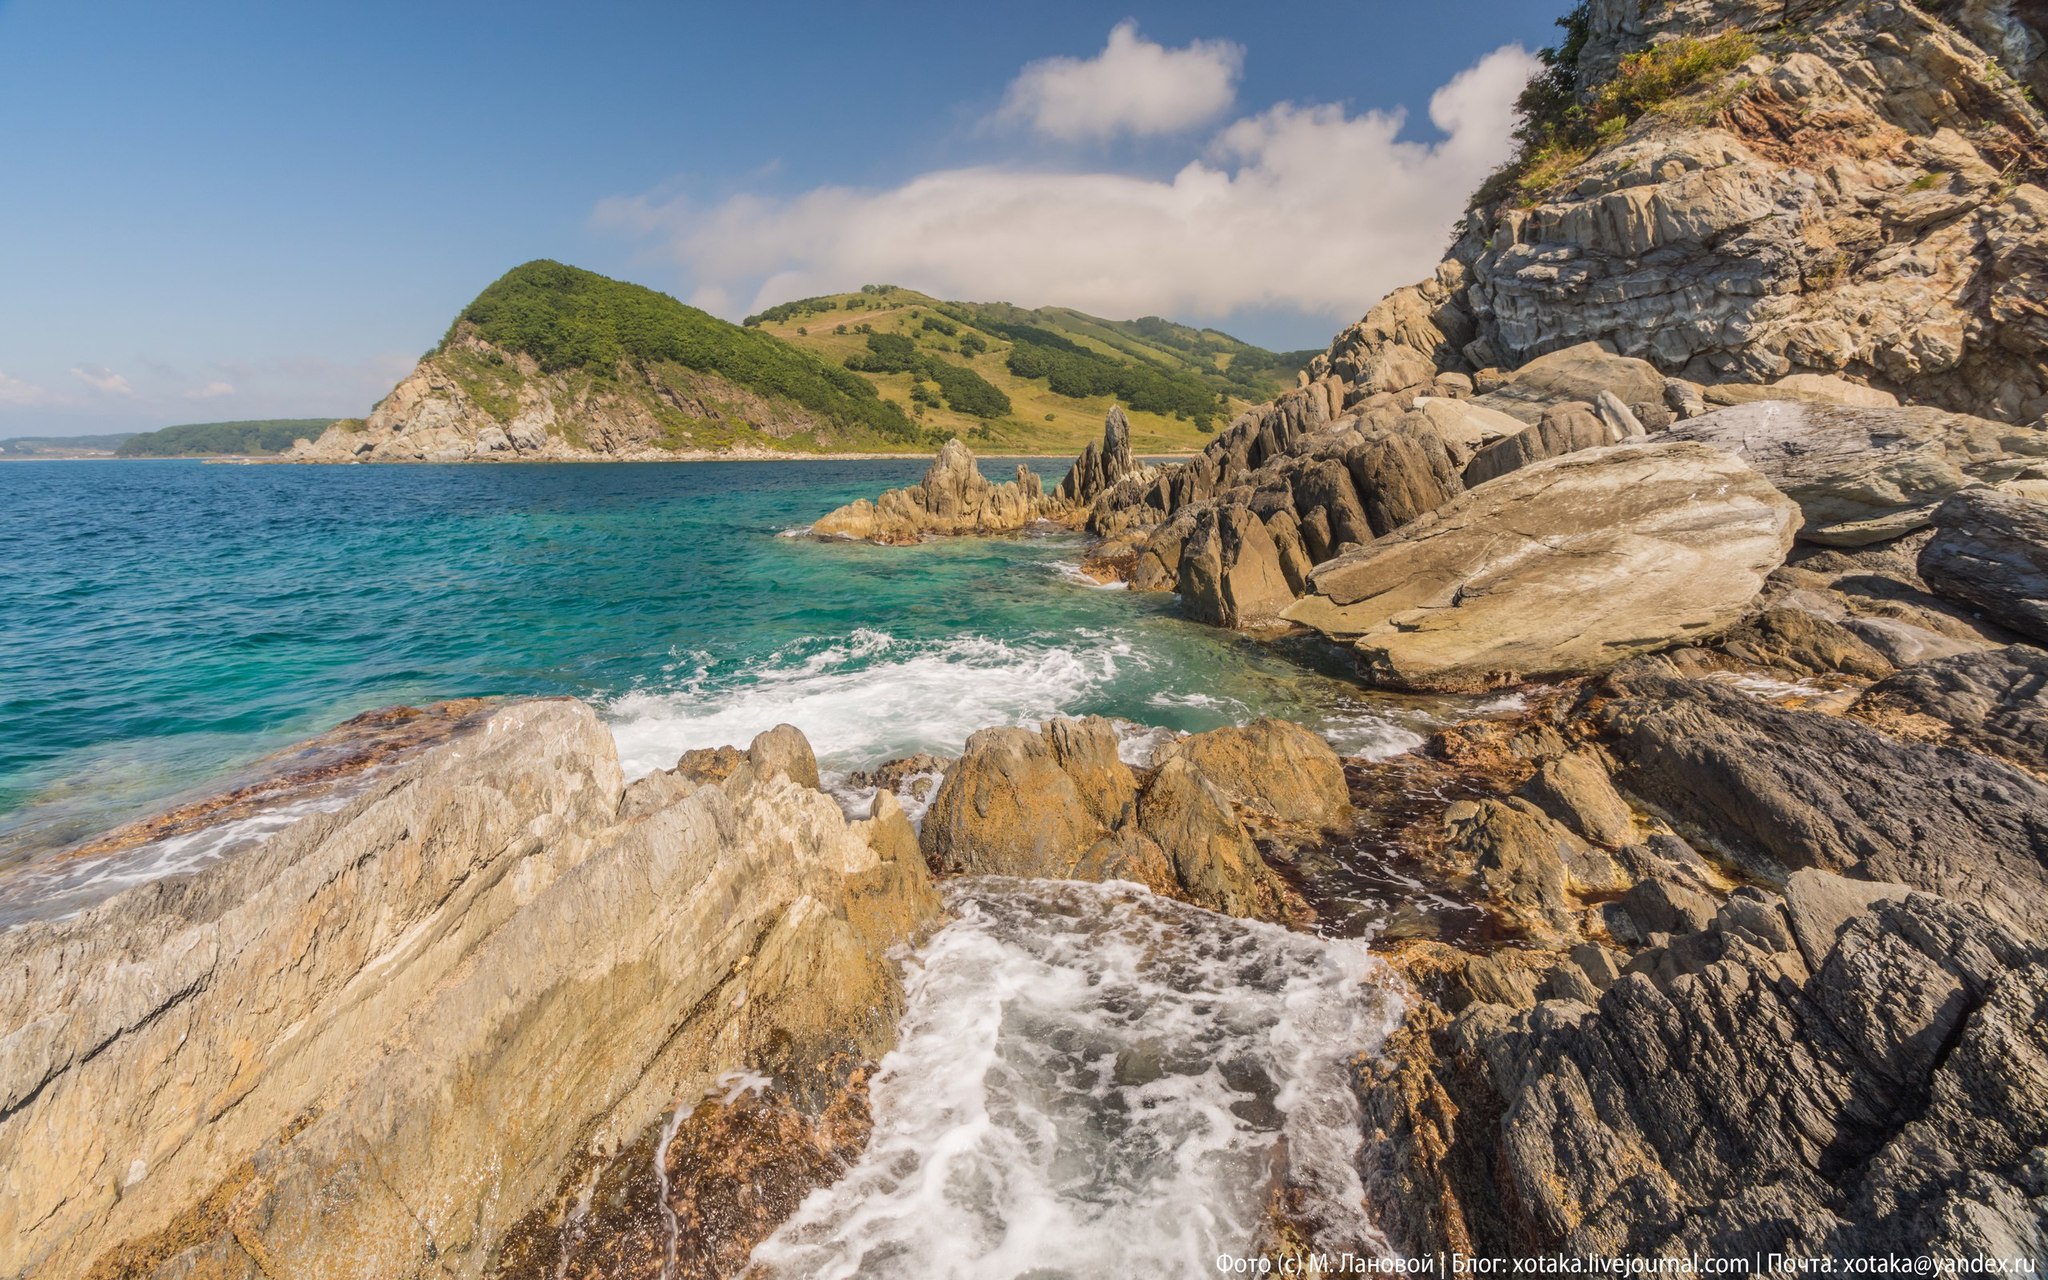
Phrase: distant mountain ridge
[
  {"left": 117, "top": 420, "right": 340, "bottom": 457},
  {"left": 0, "top": 433, "right": 135, "bottom": 459},
  {"left": 289, "top": 263, "right": 1303, "bottom": 462}
]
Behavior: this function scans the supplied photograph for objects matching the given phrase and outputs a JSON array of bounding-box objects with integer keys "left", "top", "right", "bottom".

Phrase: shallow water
[
  {"left": 0, "top": 458, "right": 1448, "bottom": 864},
  {"left": 749, "top": 878, "right": 1403, "bottom": 1278}
]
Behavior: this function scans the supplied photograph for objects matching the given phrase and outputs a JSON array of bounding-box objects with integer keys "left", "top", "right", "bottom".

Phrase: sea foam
[
  {"left": 603, "top": 630, "right": 1141, "bottom": 780},
  {"left": 749, "top": 878, "right": 1403, "bottom": 1278}
]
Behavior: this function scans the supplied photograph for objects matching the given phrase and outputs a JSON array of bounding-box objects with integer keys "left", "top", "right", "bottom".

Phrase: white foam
[
  {"left": 749, "top": 878, "right": 1403, "bottom": 1278},
  {"left": 1048, "top": 560, "right": 1129, "bottom": 591},
  {"left": 604, "top": 631, "right": 1143, "bottom": 780}
]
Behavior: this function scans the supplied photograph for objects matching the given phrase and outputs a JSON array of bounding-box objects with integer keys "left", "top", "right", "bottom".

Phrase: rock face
[
  {"left": 1283, "top": 442, "right": 1800, "bottom": 690},
  {"left": 1854, "top": 644, "right": 2048, "bottom": 771},
  {"left": 1054, "top": 404, "right": 1142, "bottom": 507},
  {"left": 1466, "top": 886, "right": 2048, "bottom": 1255},
  {"left": 287, "top": 333, "right": 850, "bottom": 464},
  {"left": 1919, "top": 486, "right": 2048, "bottom": 640},
  {"left": 1664, "top": 400, "right": 2048, "bottom": 544},
  {"left": 1385, "top": 3, "right": 2048, "bottom": 424},
  {"left": 920, "top": 715, "right": 1349, "bottom": 921},
  {"left": 1598, "top": 671, "right": 2048, "bottom": 931},
  {"left": 0, "top": 703, "right": 939, "bottom": 1279},
  {"left": 812, "top": 438, "right": 1047, "bottom": 543}
]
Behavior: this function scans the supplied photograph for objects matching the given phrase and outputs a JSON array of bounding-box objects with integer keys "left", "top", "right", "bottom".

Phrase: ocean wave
[
  {"left": 603, "top": 630, "right": 1143, "bottom": 780},
  {"left": 749, "top": 878, "right": 1403, "bottom": 1276}
]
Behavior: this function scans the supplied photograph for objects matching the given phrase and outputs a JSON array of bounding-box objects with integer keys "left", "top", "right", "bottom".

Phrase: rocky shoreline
[{"left": 10, "top": 0, "right": 2048, "bottom": 1272}]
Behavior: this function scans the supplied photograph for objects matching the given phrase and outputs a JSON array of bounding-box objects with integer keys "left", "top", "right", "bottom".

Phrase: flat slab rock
[
  {"left": 1283, "top": 441, "right": 1799, "bottom": 691},
  {"left": 1663, "top": 400, "right": 2048, "bottom": 546}
]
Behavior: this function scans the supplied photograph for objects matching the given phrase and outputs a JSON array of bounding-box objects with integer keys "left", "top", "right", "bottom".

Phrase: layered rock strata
[{"left": 0, "top": 704, "right": 939, "bottom": 1279}]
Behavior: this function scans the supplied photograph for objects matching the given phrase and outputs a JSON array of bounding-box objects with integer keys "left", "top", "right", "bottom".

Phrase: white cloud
[
  {"left": 70, "top": 365, "right": 134, "bottom": 396},
  {"left": 598, "top": 44, "right": 1539, "bottom": 330},
  {"left": 1000, "top": 21, "right": 1243, "bottom": 141},
  {"left": 188, "top": 380, "right": 236, "bottom": 399},
  {"left": 0, "top": 371, "right": 49, "bottom": 405}
]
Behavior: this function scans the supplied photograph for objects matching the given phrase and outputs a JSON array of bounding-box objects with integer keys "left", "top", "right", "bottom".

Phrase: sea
[{"left": 1, "top": 455, "right": 1472, "bottom": 1273}]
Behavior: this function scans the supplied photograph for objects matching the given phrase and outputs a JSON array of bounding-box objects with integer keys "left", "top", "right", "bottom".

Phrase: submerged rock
[
  {"left": 0, "top": 704, "right": 939, "bottom": 1278},
  {"left": 1284, "top": 442, "right": 1800, "bottom": 691}
]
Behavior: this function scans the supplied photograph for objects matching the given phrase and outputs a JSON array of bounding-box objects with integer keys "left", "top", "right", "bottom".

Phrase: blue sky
[{"left": 0, "top": 1, "right": 1565, "bottom": 435}]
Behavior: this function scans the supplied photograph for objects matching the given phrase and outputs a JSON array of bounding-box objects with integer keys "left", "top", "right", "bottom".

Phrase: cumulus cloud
[
  {"left": 0, "top": 371, "right": 49, "bottom": 405},
  {"left": 598, "top": 44, "right": 1538, "bottom": 330},
  {"left": 1000, "top": 21, "right": 1243, "bottom": 141},
  {"left": 70, "top": 365, "right": 134, "bottom": 396}
]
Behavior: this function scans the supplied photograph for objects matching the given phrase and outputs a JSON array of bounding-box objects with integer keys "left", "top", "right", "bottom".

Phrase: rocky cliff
[
  {"left": 1326, "top": 0, "right": 2048, "bottom": 421},
  {"left": 288, "top": 261, "right": 920, "bottom": 463}
]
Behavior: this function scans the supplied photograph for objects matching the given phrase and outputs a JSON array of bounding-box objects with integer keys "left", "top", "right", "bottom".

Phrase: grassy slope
[
  {"left": 438, "top": 261, "right": 921, "bottom": 454},
  {"left": 115, "top": 420, "right": 338, "bottom": 457},
  {"left": 748, "top": 286, "right": 1315, "bottom": 455}
]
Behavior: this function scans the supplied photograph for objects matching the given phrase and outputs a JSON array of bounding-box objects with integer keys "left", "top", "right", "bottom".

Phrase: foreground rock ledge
[{"left": 0, "top": 701, "right": 938, "bottom": 1279}]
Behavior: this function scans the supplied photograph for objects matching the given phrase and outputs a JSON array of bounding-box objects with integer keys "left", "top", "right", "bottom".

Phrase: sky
[{"left": 0, "top": 1, "right": 1565, "bottom": 436}]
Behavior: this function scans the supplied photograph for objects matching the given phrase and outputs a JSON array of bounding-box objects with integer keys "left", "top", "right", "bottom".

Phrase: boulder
[
  {"left": 1919, "top": 487, "right": 2048, "bottom": 642},
  {"left": 1177, "top": 502, "right": 1297, "bottom": 629},
  {"left": 0, "top": 706, "right": 940, "bottom": 1279},
  {"left": 1463, "top": 401, "right": 1633, "bottom": 486},
  {"left": 1134, "top": 756, "right": 1294, "bottom": 920},
  {"left": 1469, "top": 342, "right": 1667, "bottom": 425},
  {"left": 1284, "top": 443, "right": 1800, "bottom": 691},
  {"left": 1345, "top": 426, "right": 1465, "bottom": 536},
  {"left": 1154, "top": 717, "right": 1352, "bottom": 835},
  {"left": 918, "top": 716, "right": 1336, "bottom": 923},
  {"left": 1522, "top": 751, "right": 1634, "bottom": 849},
  {"left": 920, "top": 718, "right": 1133, "bottom": 879},
  {"left": 1853, "top": 646, "right": 2048, "bottom": 772},
  {"left": 1715, "top": 605, "right": 1896, "bottom": 679},
  {"left": 1664, "top": 401, "right": 2048, "bottom": 546}
]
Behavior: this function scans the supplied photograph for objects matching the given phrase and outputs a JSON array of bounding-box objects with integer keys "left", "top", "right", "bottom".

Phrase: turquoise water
[{"left": 0, "top": 459, "right": 1446, "bottom": 864}]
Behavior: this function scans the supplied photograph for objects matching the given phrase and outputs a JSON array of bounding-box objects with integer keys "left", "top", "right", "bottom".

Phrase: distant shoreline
[{"left": 4, "top": 451, "right": 1195, "bottom": 465}]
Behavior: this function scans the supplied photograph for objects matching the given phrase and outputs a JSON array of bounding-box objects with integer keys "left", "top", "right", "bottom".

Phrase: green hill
[
  {"left": 443, "top": 260, "right": 917, "bottom": 446},
  {"left": 744, "top": 285, "right": 1315, "bottom": 454},
  {"left": 116, "top": 420, "right": 339, "bottom": 457}
]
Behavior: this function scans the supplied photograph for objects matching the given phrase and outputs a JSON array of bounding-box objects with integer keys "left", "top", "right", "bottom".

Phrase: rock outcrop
[
  {"left": 1053, "top": 404, "right": 1144, "bottom": 508},
  {"left": 1852, "top": 644, "right": 2048, "bottom": 772},
  {"left": 1283, "top": 442, "right": 1799, "bottom": 690},
  {"left": 1664, "top": 400, "right": 2048, "bottom": 544},
  {"left": 920, "top": 715, "right": 1350, "bottom": 921},
  {"left": 812, "top": 438, "right": 1047, "bottom": 543},
  {"left": 0, "top": 703, "right": 939, "bottom": 1279},
  {"left": 1919, "top": 485, "right": 2048, "bottom": 640}
]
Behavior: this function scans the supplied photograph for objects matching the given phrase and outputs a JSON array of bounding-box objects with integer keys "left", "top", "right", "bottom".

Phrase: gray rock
[
  {"left": 1285, "top": 443, "right": 1799, "bottom": 691},
  {"left": 1664, "top": 401, "right": 2048, "bottom": 546},
  {"left": 1599, "top": 672, "right": 2048, "bottom": 934},
  {"left": 1783, "top": 867, "right": 1913, "bottom": 972},
  {"left": 1920, "top": 486, "right": 2048, "bottom": 642},
  {"left": 1853, "top": 645, "right": 2048, "bottom": 771}
]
